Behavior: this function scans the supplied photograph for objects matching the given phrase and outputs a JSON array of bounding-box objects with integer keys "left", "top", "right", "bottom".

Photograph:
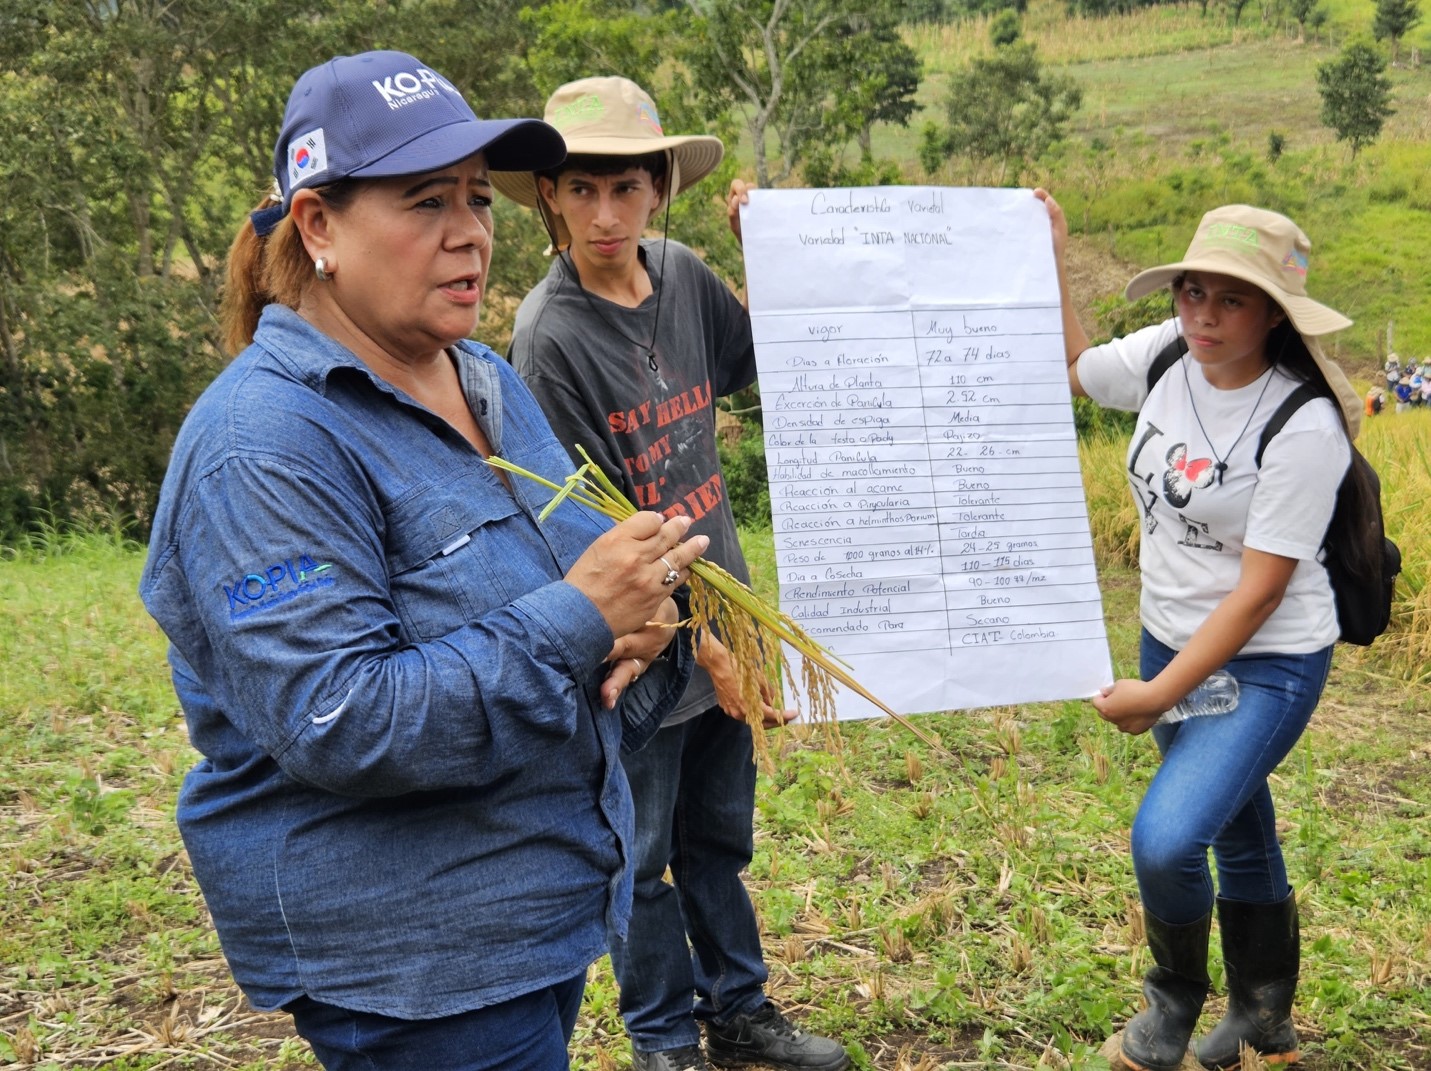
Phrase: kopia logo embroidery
[
  {"left": 371, "top": 67, "right": 457, "bottom": 110},
  {"left": 224, "top": 555, "right": 335, "bottom": 621}
]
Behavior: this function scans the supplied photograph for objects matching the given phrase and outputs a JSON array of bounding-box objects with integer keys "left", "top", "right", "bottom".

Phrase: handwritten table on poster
[{"left": 740, "top": 187, "right": 1113, "bottom": 718}]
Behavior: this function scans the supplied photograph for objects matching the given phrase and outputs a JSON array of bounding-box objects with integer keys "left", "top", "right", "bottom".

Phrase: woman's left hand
[
  {"left": 1091, "top": 679, "right": 1167, "bottom": 735},
  {"left": 1033, "top": 188, "right": 1068, "bottom": 263},
  {"left": 727, "top": 179, "right": 755, "bottom": 245},
  {"left": 600, "top": 597, "right": 680, "bottom": 710}
]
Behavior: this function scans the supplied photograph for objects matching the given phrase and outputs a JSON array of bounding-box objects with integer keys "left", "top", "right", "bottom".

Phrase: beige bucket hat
[
  {"left": 490, "top": 76, "right": 724, "bottom": 250},
  {"left": 1125, "top": 204, "right": 1362, "bottom": 435}
]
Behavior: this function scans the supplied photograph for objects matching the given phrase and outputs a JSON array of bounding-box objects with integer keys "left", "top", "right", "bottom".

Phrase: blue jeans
[
  {"left": 1133, "top": 630, "right": 1333, "bottom": 925},
  {"left": 287, "top": 974, "right": 584, "bottom": 1071},
  {"left": 609, "top": 707, "right": 769, "bottom": 1052}
]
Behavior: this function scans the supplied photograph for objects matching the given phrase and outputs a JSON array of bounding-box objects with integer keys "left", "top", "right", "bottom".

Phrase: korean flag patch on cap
[{"left": 287, "top": 128, "right": 328, "bottom": 189}]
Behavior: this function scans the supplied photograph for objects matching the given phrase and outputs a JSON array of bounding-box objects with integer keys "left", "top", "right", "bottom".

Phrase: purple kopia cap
[{"left": 266, "top": 50, "right": 565, "bottom": 217}]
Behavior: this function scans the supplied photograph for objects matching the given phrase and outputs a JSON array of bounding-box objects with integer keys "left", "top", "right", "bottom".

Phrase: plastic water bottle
[{"left": 1160, "top": 669, "right": 1239, "bottom": 724}]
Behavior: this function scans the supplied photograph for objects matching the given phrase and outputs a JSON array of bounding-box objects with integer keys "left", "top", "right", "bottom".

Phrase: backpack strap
[
  {"left": 1254, "top": 383, "right": 1321, "bottom": 467},
  {"left": 1146, "top": 335, "right": 1189, "bottom": 394}
]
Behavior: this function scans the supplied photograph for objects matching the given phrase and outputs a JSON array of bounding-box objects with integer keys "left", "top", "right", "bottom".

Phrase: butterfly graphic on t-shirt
[{"left": 1162, "top": 443, "right": 1215, "bottom": 508}]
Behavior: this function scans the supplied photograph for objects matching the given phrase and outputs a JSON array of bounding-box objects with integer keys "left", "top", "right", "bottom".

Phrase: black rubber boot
[
  {"left": 1195, "top": 890, "right": 1300, "bottom": 1069},
  {"left": 1120, "top": 908, "right": 1211, "bottom": 1071}
]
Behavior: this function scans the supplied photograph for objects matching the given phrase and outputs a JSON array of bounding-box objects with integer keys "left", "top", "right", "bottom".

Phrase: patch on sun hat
[
  {"left": 1126, "top": 205, "right": 1362, "bottom": 434},
  {"left": 252, "top": 50, "right": 566, "bottom": 234},
  {"left": 1124, "top": 205, "right": 1351, "bottom": 337},
  {"left": 489, "top": 76, "right": 724, "bottom": 249}
]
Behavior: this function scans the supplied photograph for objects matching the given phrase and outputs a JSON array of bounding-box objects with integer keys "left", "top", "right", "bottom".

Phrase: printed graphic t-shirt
[
  {"left": 511, "top": 239, "right": 758, "bottom": 723},
  {"left": 1076, "top": 319, "right": 1349, "bottom": 654}
]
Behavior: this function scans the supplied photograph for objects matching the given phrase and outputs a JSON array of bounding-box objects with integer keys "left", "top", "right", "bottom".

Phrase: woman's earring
[{"left": 315, "top": 258, "right": 331, "bottom": 281}]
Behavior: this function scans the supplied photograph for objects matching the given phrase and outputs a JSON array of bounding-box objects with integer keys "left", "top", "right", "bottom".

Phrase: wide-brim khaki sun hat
[
  {"left": 1125, "top": 204, "right": 1362, "bottom": 435},
  {"left": 490, "top": 76, "right": 724, "bottom": 249}
]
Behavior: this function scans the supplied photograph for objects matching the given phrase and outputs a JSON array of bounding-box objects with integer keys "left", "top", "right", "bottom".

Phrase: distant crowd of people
[{"left": 1367, "top": 354, "right": 1431, "bottom": 414}]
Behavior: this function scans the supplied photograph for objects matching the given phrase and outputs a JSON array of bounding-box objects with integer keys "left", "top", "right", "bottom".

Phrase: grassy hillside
[{"left": 866, "top": 0, "right": 1431, "bottom": 360}]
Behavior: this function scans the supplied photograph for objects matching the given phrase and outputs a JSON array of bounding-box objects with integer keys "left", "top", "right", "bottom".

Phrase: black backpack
[{"left": 1147, "top": 337, "right": 1400, "bottom": 646}]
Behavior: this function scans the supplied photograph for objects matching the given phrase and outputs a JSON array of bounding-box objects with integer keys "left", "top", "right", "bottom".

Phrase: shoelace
[{"left": 750, "top": 1003, "right": 802, "bottom": 1038}]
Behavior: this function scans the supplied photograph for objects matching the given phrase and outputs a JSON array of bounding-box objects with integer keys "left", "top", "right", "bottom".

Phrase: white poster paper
[{"left": 740, "top": 187, "right": 1113, "bottom": 718}]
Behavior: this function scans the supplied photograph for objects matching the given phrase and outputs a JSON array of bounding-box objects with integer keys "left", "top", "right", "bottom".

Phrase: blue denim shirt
[{"left": 141, "top": 305, "right": 681, "bottom": 1018}]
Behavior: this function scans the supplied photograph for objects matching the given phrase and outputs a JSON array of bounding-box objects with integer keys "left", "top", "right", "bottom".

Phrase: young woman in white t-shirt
[{"left": 1036, "top": 192, "right": 1362, "bottom": 1071}]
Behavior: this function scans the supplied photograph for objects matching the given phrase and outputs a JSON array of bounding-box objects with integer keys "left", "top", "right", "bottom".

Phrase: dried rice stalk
[{"left": 487, "top": 448, "right": 946, "bottom": 760}]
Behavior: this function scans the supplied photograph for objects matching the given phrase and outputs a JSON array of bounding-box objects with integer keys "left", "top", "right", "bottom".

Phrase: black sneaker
[
  {"left": 631, "top": 1044, "right": 709, "bottom": 1071},
  {"left": 704, "top": 1003, "right": 849, "bottom": 1071}
]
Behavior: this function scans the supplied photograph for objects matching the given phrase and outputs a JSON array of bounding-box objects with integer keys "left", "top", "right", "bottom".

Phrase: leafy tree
[
  {"left": 1288, "top": 0, "right": 1327, "bottom": 41},
  {"left": 1373, "top": 0, "right": 1422, "bottom": 64},
  {"left": 680, "top": 0, "right": 920, "bottom": 186},
  {"left": 522, "top": 0, "right": 684, "bottom": 91},
  {"left": 918, "top": 120, "right": 952, "bottom": 175},
  {"left": 679, "top": 0, "right": 836, "bottom": 186},
  {"left": 897, "top": 0, "right": 952, "bottom": 20},
  {"left": 0, "top": 0, "right": 332, "bottom": 536},
  {"left": 990, "top": 9, "right": 1022, "bottom": 45},
  {"left": 0, "top": 0, "right": 545, "bottom": 538},
  {"left": 1316, "top": 40, "right": 1395, "bottom": 157},
  {"left": 805, "top": 10, "right": 921, "bottom": 163},
  {"left": 922, "top": 39, "right": 1082, "bottom": 184}
]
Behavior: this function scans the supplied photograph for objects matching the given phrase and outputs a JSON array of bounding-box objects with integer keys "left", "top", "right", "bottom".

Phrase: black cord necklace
[
  {"left": 1182, "top": 357, "right": 1276, "bottom": 485},
  {"left": 558, "top": 197, "right": 673, "bottom": 372}
]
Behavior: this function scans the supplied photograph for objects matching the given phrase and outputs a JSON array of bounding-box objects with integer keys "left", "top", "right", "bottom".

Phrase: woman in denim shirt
[{"left": 141, "top": 52, "right": 702, "bottom": 1071}]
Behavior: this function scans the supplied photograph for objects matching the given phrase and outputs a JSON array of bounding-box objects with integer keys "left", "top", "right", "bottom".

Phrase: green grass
[
  {"left": 1062, "top": 39, "right": 1431, "bottom": 148},
  {"left": 0, "top": 533, "right": 305, "bottom": 1069},
  {"left": 2, "top": 480, "right": 1428, "bottom": 1068}
]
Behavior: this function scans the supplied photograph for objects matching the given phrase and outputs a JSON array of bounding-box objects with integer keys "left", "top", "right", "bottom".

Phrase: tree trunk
[
  {"left": 130, "top": 193, "right": 155, "bottom": 278},
  {"left": 752, "top": 113, "right": 772, "bottom": 188},
  {"left": 0, "top": 286, "right": 19, "bottom": 377}
]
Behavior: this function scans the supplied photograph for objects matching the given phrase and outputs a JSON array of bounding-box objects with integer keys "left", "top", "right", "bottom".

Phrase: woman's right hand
[
  {"left": 565, "top": 512, "right": 709, "bottom": 639},
  {"left": 1091, "top": 679, "right": 1166, "bottom": 735}
]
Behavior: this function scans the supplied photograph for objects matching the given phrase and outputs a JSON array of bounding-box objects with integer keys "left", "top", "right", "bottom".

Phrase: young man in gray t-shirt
[{"left": 497, "top": 77, "right": 848, "bottom": 1071}]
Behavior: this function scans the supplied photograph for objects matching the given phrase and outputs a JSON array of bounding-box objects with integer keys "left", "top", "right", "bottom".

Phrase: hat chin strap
[
  {"left": 538, "top": 195, "right": 564, "bottom": 257},
  {"left": 665, "top": 151, "right": 681, "bottom": 214}
]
